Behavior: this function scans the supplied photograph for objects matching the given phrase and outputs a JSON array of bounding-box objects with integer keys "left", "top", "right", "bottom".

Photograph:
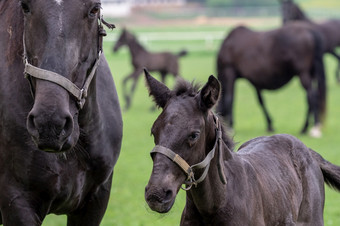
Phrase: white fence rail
[{"left": 105, "top": 31, "right": 227, "bottom": 51}]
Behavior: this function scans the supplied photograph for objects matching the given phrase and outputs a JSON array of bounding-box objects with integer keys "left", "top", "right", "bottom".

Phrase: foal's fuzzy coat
[{"left": 144, "top": 70, "right": 340, "bottom": 225}]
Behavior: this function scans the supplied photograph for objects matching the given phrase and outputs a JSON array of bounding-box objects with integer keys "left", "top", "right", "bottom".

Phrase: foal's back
[
  {"left": 143, "top": 52, "right": 180, "bottom": 75},
  {"left": 234, "top": 134, "right": 324, "bottom": 225}
]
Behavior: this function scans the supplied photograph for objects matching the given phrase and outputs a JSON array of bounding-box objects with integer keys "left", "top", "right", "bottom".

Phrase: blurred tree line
[{"left": 188, "top": 0, "right": 277, "bottom": 7}]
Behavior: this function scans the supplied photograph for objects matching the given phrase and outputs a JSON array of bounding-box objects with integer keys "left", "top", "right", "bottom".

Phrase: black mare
[
  {"left": 144, "top": 70, "right": 340, "bottom": 225},
  {"left": 0, "top": 0, "right": 122, "bottom": 225},
  {"left": 280, "top": 0, "right": 340, "bottom": 82},
  {"left": 216, "top": 22, "right": 326, "bottom": 137},
  {"left": 113, "top": 28, "right": 187, "bottom": 110}
]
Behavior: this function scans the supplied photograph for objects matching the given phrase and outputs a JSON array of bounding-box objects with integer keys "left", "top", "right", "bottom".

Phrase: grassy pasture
[{"left": 43, "top": 25, "right": 340, "bottom": 225}]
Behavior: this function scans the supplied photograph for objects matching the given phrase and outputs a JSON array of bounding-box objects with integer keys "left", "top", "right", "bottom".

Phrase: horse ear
[
  {"left": 199, "top": 75, "right": 220, "bottom": 111},
  {"left": 144, "top": 68, "right": 172, "bottom": 108}
]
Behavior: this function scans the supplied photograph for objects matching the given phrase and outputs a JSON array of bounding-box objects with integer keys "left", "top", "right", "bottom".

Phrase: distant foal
[
  {"left": 113, "top": 28, "right": 187, "bottom": 110},
  {"left": 144, "top": 70, "right": 340, "bottom": 225}
]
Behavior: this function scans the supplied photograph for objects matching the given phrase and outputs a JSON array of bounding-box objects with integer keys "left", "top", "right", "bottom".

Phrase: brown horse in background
[
  {"left": 216, "top": 22, "right": 326, "bottom": 137},
  {"left": 280, "top": 0, "right": 340, "bottom": 82},
  {"left": 144, "top": 70, "right": 340, "bottom": 225},
  {"left": 113, "top": 28, "right": 187, "bottom": 110}
]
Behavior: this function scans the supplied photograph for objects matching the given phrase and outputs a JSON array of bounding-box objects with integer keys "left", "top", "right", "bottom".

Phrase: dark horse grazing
[
  {"left": 113, "top": 28, "right": 187, "bottom": 110},
  {"left": 0, "top": 0, "right": 122, "bottom": 225},
  {"left": 216, "top": 22, "right": 326, "bottom": 137},
  {"left": 144, "top": 70, "right": 340, "bottom": 225},
  {"left": 280, "top": 0, "right": 340, "bottom": 82}
]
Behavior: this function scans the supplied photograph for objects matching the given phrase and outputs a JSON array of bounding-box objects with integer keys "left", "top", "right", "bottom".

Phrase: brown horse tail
[
  {"left": 310, "top": 149, "right": 340, "bottom": 192},
  {"left": 177, "top": 50, "right": 188, "bottom": 57},
  {"left": 310, "top": 29, "right": 326, "bottom": 123}
]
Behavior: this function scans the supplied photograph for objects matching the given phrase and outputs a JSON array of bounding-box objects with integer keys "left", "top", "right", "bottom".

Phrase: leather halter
[
  {"left": 151, "top": 114, "right": 227, "bottom": 191},
  {"left": 23, "top": 15, "right": 111, "bottom": 109}
]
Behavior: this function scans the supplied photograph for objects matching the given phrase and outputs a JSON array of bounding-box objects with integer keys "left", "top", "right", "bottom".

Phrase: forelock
[{"left": 173, "top": 78, "right": 201, "bottom": 97}]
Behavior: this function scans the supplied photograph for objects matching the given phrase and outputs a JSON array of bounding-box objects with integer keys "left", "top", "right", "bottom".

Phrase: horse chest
[{"left": 0, "top": 144, "right": 111, "bottom": 212}]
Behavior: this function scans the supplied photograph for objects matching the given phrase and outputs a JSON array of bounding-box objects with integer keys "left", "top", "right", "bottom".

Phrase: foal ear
[
  {"left": 199, "top": 75, "right": 221, "bottom": 111},
  {"left": 144, "top": 69, "right": 172, "bottom": 108}
]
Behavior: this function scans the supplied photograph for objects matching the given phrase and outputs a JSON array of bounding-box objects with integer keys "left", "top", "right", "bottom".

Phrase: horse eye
[
  {"left": 188, "top": 132, "right": 200, "bottom": 141},
  {"left": 89, "top": 5, "right": 100, "bottom": 18},
  {"left": 21, "top": 2, "right": 30, "bottom": 14}
]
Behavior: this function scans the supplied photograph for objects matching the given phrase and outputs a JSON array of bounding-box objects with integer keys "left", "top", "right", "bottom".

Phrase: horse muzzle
[
  {"left": 145, "top": 185, "right": 176, "bottom": 213},
  {"left": 26, "top": 107, "right": 77, "bottom": 153}
]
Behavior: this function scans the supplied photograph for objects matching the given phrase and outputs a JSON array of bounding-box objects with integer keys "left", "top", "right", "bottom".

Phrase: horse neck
[
  {"left": 296, "top": 8, "right": 310, "bottom": 22},
  {"left": 284, "top": 5, "right": 312, "bottom": 24},
  {"left": 78, "top": 79, "right": 101, "bottom": 132},
  {"left": 1, "top": 3, "right": 31, "bottom": 106},
  {"left": 2, "top": 2, "right": 24, "bottom": 66},
  {"left": 126, "top": 37, "right": 147, "bottom": 57}
]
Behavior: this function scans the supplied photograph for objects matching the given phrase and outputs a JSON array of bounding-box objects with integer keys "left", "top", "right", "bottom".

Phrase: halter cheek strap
[
  {"left": 22, "top": 15, "right": 112, "bottom": 109},
  {"left": 23, "top": 52, "right": 102, "bottom": 109}
]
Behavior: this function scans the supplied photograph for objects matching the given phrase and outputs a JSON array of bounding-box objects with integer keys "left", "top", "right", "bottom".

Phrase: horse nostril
[
  {"left": 26, "top": 109, "right": 74, "bottom": 140},
  {"left": 164, "top": 189, "right": 173, "bottom": 201},
  {"left": 60, "top": 114, "right": 73, "bottom": 139},
  {"left": 27, "top": 113, "right": 38, "bottom": 138}
]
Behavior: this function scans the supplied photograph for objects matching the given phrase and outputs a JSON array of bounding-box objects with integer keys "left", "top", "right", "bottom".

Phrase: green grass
[
  {"left": 295, "top": 0, "right": 340, "bottom": 18},
  {"left": 42, "top": 26, "right": 340, "bottom": 225}
]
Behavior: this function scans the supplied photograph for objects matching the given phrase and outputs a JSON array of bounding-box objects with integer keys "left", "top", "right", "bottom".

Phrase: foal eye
[
  {"left": 89, "top": 5, "right": 100, "bottom": 18},
  {"left": 188, "top": 132, "right": 200, "bottom": 141},
  {"left": 20, "top": 2, "right": 30, "bottom": 14}
]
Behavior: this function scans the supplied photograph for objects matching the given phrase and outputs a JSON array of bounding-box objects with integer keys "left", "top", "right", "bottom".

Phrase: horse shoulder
[
  {"left": 222, "top": 28, "right": 267, "bottom": 68},
  {"left": 78, "top": 56, "right": 122, "bottom": 185},
  {"left": 221, "top": 26, "right": 254, "bottom": 49}
]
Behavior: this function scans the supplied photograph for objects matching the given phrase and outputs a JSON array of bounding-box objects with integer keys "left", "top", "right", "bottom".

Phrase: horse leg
[
  {"left": 126, "top": 75, "right": 140, "bottom": 110},
  {"left": 337, "top": 61, "right": 340, "bottom": 84},
  {"left": 122, "top": 73, "right": 133, "bottom": 111},
  {"left": 329, "top": 50, "right": 340, "bottom": 83},
  {"left": 122, "top": 70, "right": 140, "bottom": 111},
  {"left": 160, "top": 71, "right": 167, "bottom": 84},
  {"left": 298, "top": 73, "right": 321, "bottom": 137},
  {"left": 0, "top": 197, "right": 43, "bottom": 226},
  {"left": 217, "top": 67, "right": 236, "bottom": 130},
  {"left": 67, "top": 174, "right": 113, "bottom": 226},
  {"left": 255, "top": 88, "right": 274, "bottom": 132},
  {"left": 300, "top": 104, "right": 311, "bottom": 135}
]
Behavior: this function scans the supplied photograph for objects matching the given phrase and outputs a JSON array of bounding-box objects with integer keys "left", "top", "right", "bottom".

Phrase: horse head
[
  {"left": 21, "top": 0, "right": 107, "bottom": 152},
  {"left": 113, "top": 28, "right": 133, "bottom": 52},
  {"left": 280, "top": 0, "right": 309, "bottom": 24},
  {"left": 144, "top": 69, "right": 225, "bottom": 213}
]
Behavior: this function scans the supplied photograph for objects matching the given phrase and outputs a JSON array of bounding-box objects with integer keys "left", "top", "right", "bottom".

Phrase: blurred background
[{"left": 45, "top": 0, "right": 340, "bottom": 225}]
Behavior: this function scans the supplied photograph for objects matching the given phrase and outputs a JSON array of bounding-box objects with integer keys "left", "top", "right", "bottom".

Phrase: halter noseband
[
  {"left": 150, "top": 114, "right": 227, "bottom": 191},
  {"left": 23, "top": 15, "right": 112, "bottom": 109}
]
